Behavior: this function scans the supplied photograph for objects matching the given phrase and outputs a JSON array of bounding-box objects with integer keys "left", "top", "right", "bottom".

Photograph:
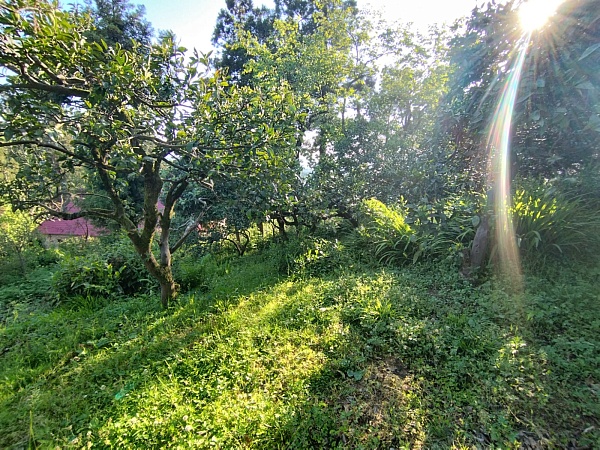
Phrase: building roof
[{"left": 37, "top": 203, "right": 107, "bottom": 237}]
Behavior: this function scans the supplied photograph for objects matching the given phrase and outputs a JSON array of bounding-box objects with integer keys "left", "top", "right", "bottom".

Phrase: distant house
[
  {"left": 37, "top": 203, "right": 107, "bottom": 245},
  {"left": 37, "top": 200, "right": 166, "bottom": 245}
]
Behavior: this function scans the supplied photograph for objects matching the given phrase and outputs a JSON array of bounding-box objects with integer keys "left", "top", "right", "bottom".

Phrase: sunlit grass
[{"left": 1, "top": 244, "right": 599, "bottom": 448}]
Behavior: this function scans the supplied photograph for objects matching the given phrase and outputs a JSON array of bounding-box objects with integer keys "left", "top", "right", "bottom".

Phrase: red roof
[{"left": 37, "top": 203, "right": 107, "bottom": 237}]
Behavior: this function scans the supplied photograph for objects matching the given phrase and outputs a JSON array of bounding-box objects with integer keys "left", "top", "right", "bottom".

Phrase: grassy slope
[{"left": 0, "top": 247, "right": 599, "bottom": 449}]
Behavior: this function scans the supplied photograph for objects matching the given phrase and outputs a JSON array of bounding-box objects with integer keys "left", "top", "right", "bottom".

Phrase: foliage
[
  {"left": 0, "top": 206, "right": 42, "bottom": 273},
  {"left": 81, "top": 0, "right": 153, "bottom": 50},
  {"left": 172, "top": 252, "right": 222, "bottom": 293},
  {"left": 511, "top": 186, "right": 600, "bottom": 260},
  {"left": 441, "top": 0, "right": 600, "bottom": 189},
  {"left": 0, "top": 0, "right": 301, "bottom": 306},
  {"left": 352, "top": 198, "right": 417, "bottom": 265},
  {"left": 0, "top": 0, "right": 599, "bottom": 447},
  {"left": 282, "top": 235, "right": 350, "bottom": 277},
  {"left": 52, "top": 235, "right": 156, "bottom": 302},
  {"left": 406, "top": 193, "right": 483, "bottom": 263},
  {"left": 0, "top": 266, "right": 55, "bottom": 322},
  {"left": 212, "top": 0, "right": 276, "bottom": 84},
  {"left": 0, "top": 241, "right": 598, "bottom": 448}
]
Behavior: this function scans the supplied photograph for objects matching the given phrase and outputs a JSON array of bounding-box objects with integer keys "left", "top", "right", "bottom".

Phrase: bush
[
  {"left": 512, "top": 187, "right": 600, "bottom": 260},
  {"left": 405, "top": 194, "right": 483, "bottom": 263},
  {"left": 0, "top": 208, "right": 47, "bottom": 280},
  {"left": 353, "top": 198, "right": 417, "bottom": 265},
  {"left": 349, "top": 196, "right": 484, "bottom": 267},
  {"left": 172, "top": 252, "right": 220, "bottom": 292},
  {"left": 52, "top": 235, "right": 156, "bottom": 301},
  {"left": 290, "top": 237, "right": 351, "bottom": 277}
]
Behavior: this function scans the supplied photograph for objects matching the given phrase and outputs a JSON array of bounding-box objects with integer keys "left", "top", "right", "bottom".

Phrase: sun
[{"left": 519, "top": 0, "right": 564, "bottom": 32}]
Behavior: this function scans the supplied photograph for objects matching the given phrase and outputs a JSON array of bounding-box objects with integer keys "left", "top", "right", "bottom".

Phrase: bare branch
[{"left": 170, "top": 206, "right": 209, "bottom": 254}]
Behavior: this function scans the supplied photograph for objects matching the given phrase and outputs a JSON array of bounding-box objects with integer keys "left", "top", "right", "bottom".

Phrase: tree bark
[
  {"left": 469, "top": 214, "right": 490, "bottom": 272},
  {"left": 134, "top": 247, "right": 178, "bottom": 308}
]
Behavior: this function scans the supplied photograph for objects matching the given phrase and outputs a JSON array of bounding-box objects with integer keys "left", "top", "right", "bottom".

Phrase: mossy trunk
[
  {"left": 159, "top": 272, "right": 178, "bottom": 309},
  {"left": 470, "top": 214, "right": 490, "bottom": 272}
]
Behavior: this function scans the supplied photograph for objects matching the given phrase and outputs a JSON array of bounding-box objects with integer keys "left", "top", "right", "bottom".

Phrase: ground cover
[{"left": 0, "top": 245, "right": 598, "bottom": 448}]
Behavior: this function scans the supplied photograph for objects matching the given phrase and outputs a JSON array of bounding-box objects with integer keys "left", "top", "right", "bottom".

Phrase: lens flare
[
  {"left": 486, "top": 35, "right": 531, "bottom": 290},
  {"left": 519, "top": 0, "right": 564, "bottom": 32}
]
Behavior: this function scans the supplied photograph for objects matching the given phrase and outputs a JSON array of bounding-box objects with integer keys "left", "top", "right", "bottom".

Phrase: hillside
[{"left": 1, "top": 240, "right": 598, "bottom": 448}]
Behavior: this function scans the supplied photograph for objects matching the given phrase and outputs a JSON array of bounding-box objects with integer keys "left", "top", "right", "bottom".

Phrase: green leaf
[
  {"left": 576, "top": 81, "right": 595, "bottom": 90},
  {"left": 346, "top": 369, "right": 365, "bottom": 381},
  {"left": 578, "top": 43, "right": 600, "bottom": 61}
]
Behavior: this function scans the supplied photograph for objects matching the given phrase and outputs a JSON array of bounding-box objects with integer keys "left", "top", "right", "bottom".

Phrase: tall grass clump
[{"left": 512, "top": 187, "right": 600, "bottom": 261}]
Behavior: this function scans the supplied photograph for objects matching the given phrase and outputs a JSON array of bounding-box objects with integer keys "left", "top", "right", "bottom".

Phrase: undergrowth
[{"left": 0, "top": 241, "right": 598, "bottom": 449}]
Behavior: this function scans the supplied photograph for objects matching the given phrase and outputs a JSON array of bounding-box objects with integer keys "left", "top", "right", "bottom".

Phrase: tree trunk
[
  {"left": 469, "top": 214, "right": 490, "bottom": 272},
  {"left": 159, "top": 271, "right": 178, "bottom": 309},
  {"left": 136, "top": 249, "right": 178, "bottom": 308}
]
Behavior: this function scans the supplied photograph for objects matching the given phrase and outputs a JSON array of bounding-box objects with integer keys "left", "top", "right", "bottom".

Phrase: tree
[
  {"left": 438, "top": 0, "right": 600, "bottom": 273},
  {"left": 212, "top": 0, "right": 276, "bottom": 84},
  {"left": 0, "top": 206, "right": 39, "bottom": 272},
  {"left": 0, "top": 0, "right": 300, "bottom": 307},
  {"left": 81, "top": 0, "right": 153, "bottom": 49},
  {"left": 212, "top": 0, "right": 357, "bottom": 85},
  {"left": 441, "top": 0, "right": 600, "bottom": 189}
]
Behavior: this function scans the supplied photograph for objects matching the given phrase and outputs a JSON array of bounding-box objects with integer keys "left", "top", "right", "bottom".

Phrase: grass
[{"left": 0, "top": 242, "right": 599, "bottom": 448}]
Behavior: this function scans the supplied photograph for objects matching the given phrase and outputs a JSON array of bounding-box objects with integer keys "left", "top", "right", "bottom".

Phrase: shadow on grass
[
  {"left": 1, "top": 257, "right": 598, "bottom": 448},
  {"left": 0, "top": 251, "right": 284, "bottom": 448},
  {"left": 262, "top": 265, "right": 599, "bottom": 449}
]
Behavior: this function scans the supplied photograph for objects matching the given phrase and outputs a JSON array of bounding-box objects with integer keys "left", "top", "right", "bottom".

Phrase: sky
[{"left": 139, "top": 0, "right": 486, "bottom": 53}]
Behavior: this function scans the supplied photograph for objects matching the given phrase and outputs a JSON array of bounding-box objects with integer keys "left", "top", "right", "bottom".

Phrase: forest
[{"left": 0, "top": 0, "right": 599, "bottom": 447}]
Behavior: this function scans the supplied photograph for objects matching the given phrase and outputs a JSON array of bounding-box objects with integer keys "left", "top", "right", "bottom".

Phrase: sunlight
[
  {"left": 519, "top": 0, "right": 564, "bottom": 32},
  {"left": 486, "top": 35, "right": 531, "bottom": 290}
]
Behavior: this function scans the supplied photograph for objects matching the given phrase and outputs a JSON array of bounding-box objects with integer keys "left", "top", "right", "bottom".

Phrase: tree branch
[
  {"left": 170, "top": 206, "right": 209, "bottom": 255},
  {"left": 0, "top": 140, "right": 120, "bottom": 172},
  {"left": 0, "top": 82, "right": 89, "bottom": 97}
]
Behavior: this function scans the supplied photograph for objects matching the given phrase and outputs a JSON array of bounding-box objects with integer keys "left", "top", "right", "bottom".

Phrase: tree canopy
[
  {"left": 1, "top": 0, "right": 598, "bottom": 306},
  {"left": 0, "top": 0, "right": 301, "bottom": 306}
]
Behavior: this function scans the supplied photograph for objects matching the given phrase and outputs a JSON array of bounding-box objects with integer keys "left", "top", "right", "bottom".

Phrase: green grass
[{"left": 0, "top": 245, "right": 599, "bottom": 448}]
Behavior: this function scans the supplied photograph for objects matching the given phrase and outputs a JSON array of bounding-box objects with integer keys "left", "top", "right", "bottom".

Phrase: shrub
[
  {"left": 405, "top": 194, "right": 483, "bottom": 263},
  {"left": 291, "top": 237, "right": 350, "bottom": 277},
  {"left": 349, "top": 196, "right": 484, "bottom": 267},
  {"left": 512, "top": 187, "right": 600, "bottom": 260},
  {"left": 352, "top": 198, "right": 417, "bottom": 265},
  {"left": 52, "top": 235, "right": 156, "bottom": 301},
  {"left": 0, "top": 207, "right": 46, "bottom": 279},
  {"left": 172, "top": 252, "right": 219, "bottom": 292}
]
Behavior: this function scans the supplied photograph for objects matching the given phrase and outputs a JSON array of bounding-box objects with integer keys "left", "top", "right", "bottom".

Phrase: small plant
[
  {"left": 512, "top": 187, "right": 600, "bottom": 260},
  {"left": 353, "top": 198, "right": 417, "bottom": 265}
]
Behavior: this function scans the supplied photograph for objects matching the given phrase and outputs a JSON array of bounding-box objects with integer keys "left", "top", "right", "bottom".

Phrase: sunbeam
[
  {"left": 519, "top": 0, "right": 564, "bottom": 32},
  {"left": 486, "top": 34, "right": 532, "bottom": 290}
]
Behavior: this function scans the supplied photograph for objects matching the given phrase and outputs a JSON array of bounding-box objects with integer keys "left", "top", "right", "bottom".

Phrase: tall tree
[
  {"left": 212, "top": 0, "right": 357, "bottom": 84},
  {"left": 82, "top": 0, "right": 153, "bottom": 49},
  {"left": 0, "top": 0, "right": 300, "bottom": 306},
  {"left": 212, "top": 0, "right": 275, "bottom": 83},
  {"left": 440, "top": 0, "right": 600, "bottom": 190}
]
